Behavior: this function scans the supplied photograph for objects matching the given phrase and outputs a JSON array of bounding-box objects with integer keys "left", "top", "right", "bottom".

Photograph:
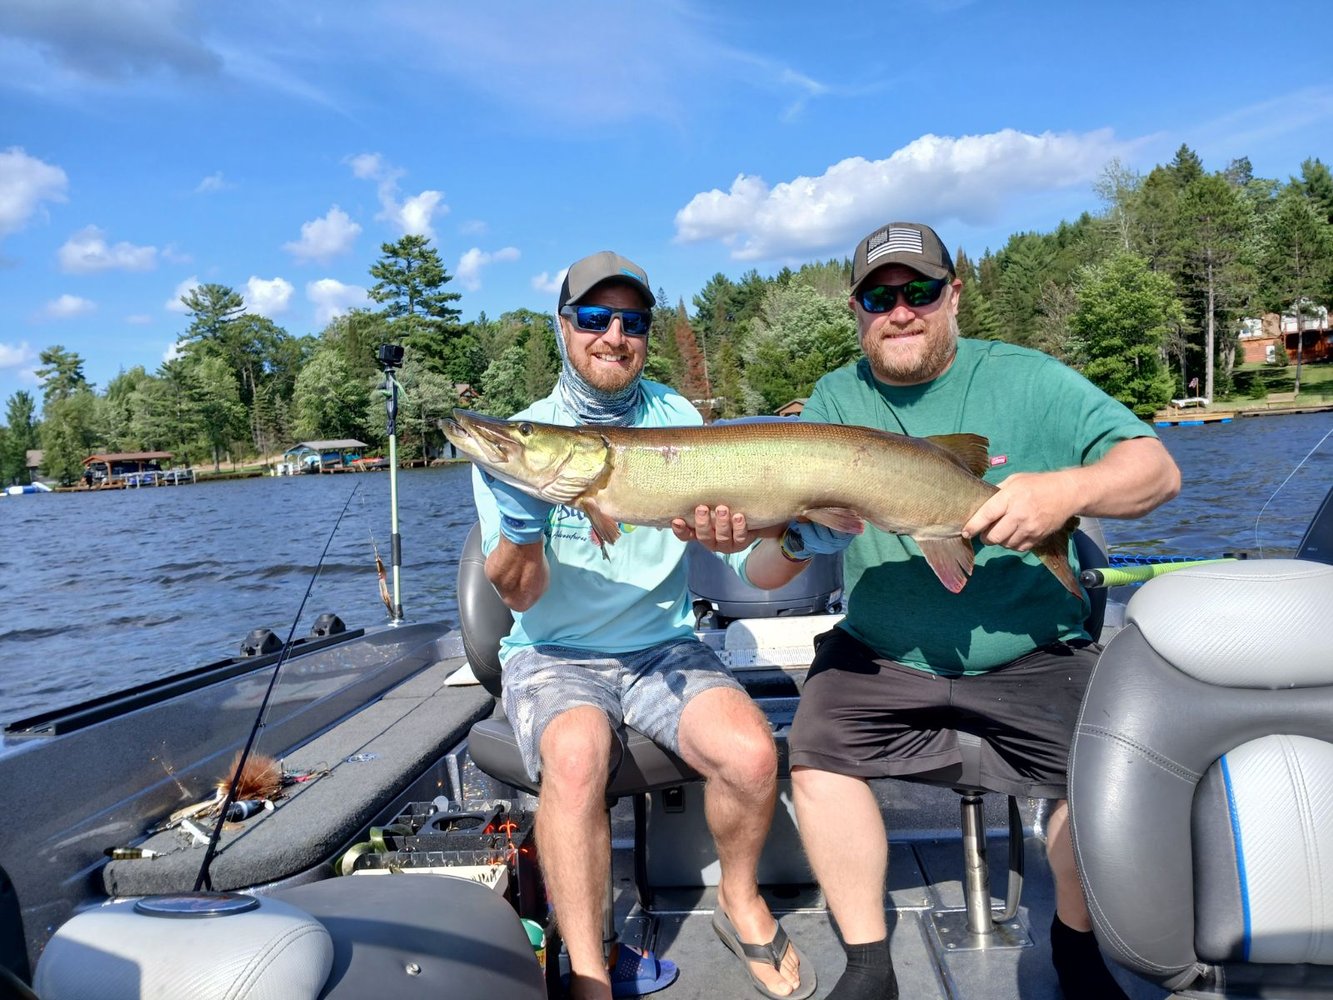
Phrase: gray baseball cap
[
  {"left": 558, "top": 251, "right": 656, "bottom": 309},
  {"left": 849, "top": 221, "right": 955, "bottom": 294}
]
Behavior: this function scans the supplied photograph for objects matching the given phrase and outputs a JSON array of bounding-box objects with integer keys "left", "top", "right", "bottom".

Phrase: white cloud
[
  {"left": 58, "top": 224, "right": 157, "bottom": 272},
  {"left": 674, "top": 128, "right": 1127, "bottom": 261},
  {"left": 244, "top": 275, "right": 293, "bottom": 317},
  {"left": 456, "top": 246, "right": 519, "bottom": 291},
  {"left": 163, "top": 340, "right": 184, "bottom": 363},
  {"left": 0, "top": 341, "right": 36, "bottom": 369},
  {"left": 347, "top": 151, "right": 447, "bottom": 239},
  {"left": 458, "top": 219, "right": 488, "bottom": 236},
  {"left": 41, "top": 293, "right": 95, "bottom": 318},
  {"left": 165, "top": 275, "right": 200, "bottom": 313},
  {"left": 125, "top": 313, "right": 153, "bottom": 325},
  {"left": 0, "top": 147, "right": 68, "bottom": 239},
  {"left": 194, "top": 171, "right": 231, "bottom": 193},
  {"left": 0, "top": 0, "right": 221, "bottom": 82},
  {"left": 283, "top": 205, "right": 361, "bottom": 263},
  {"left": 307, "top": 278, "right": 369, "bottom": 325},
  {"left": 531, "top": 268, "right": 566, "bottom": 295}
]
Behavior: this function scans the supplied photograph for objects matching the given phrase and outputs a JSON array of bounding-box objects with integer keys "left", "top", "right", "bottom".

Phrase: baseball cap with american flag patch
[{"left": 850, "top": 221, "right": 955, "bottom": 294}]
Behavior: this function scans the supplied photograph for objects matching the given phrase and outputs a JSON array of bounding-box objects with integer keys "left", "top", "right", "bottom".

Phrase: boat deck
[
  {"left": 2, "top": 622, "right": 1169, "bottom": 998},
  {"left": 458, "top": 723, "right": 1165, "bottom": 999}
]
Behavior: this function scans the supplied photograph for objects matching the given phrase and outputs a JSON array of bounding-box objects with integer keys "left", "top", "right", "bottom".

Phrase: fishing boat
[{"left": 1, "top": 483, "right": 1330, "bottom": 1000}]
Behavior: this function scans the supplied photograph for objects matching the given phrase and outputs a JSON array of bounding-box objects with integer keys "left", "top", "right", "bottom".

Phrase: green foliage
[
  {"left": 38, "top": 389, "right": 96, "bottom": 485},
  {"left": 35, "top": 346, "right": 89, "bottom": 405},
  {"left": 291, "top": 347, "right": 375, "bottom": 441},
  {"left": 741, "top": 282, "right": 858, "bottom": 413},
  {"left": 1070, "top": 253, "right": 1181, "bottom": 416},
  {"left": 1, "top": 391, "right": 38, "bottom": 484},
  {"left": 478, "top": 346, "right": 531, "bottom": 417},
  {"left": 368, "top": 235, "right": 462, "bottom": 371}
]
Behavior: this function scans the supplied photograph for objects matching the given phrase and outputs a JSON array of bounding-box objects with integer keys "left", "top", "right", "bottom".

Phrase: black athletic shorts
[{"left": 787, "top": 626, "right": 1099, "bottom": 799}]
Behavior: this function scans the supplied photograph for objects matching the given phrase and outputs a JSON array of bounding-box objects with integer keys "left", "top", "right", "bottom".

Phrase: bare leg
[
  {"left": 1045, "top": 800, "right": 1091, "bottom": 928},
  {"left": 676, "top": 687, "right": 802, "bottom": 996},
  {"left": 535, "top": 706, "right": 614, "bottom": 1000},
  {"left": 1046, "top": 799, "right": 1128, "bottom": 999},
  {"left": 791, "top": 766, "right": 887, "bottom": 943}
]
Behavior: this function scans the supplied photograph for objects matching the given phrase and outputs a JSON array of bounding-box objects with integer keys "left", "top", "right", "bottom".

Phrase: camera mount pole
[{"left": 382, "top": 357, "right": 405, "bottom": 622}]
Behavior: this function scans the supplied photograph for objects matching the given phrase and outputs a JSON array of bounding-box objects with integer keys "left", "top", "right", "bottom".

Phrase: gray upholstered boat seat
[
  {"left": 458, "top": 523, "right": 699, "bottom": 798},
  {"left": 886, "top": 521, "right": 1109, "bottom": 937},
  {"left": 1069, "top": 559, "right": 1333, "bottom": 997}
]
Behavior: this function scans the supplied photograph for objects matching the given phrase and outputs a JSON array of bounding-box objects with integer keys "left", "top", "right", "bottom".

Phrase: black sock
[
  {"left": 828, "top": 937, "right": 897, "bottom": 1000},
  {"left": 1050, "top": 914, "right": 1129, "bottom": 1000}
]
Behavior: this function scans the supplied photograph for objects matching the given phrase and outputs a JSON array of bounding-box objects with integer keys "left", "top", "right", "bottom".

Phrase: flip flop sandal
[
  {"left": 562, "top": 944, "right": 679, "bottom": 999},
  {"left": 712, "top": 909, "right": 817, "bottom": 1000}
]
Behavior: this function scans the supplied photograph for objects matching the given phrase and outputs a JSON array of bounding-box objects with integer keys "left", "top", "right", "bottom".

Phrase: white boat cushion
[{"left": 33, "top": 894, "right": 332, "bottom": 1000}]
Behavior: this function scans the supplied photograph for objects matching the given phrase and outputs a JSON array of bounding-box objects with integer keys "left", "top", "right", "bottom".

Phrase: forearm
[
  {"left": 742, "top": 536, "right": 812, "bottom": 591},
  {"left": 485, "top": 538, "right": 550, "bottom": 611},
  {"left": 1062, "top": 437, "right": 1181, "bottom": 519}
]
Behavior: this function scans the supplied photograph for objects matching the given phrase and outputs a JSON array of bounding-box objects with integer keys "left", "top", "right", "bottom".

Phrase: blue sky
[{"left": 1, "top": 0, "right": 1329, "bottom": 406}]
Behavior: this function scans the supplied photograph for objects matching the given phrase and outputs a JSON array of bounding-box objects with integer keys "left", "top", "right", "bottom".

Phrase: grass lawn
[{"left": 1223, "top": 361, "right": 1333, "bottom": 404}]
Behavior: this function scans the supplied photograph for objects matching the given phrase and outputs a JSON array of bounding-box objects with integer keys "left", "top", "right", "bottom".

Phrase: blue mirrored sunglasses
[
  {"left": 560, "top": 305, "right": 652, "bottom": 336},
  {"left": 858, "top": 277, "right": 949, "bottom": 313}
]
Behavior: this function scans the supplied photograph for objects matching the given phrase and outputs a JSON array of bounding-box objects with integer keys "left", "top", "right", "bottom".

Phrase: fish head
[{"left": 443, "top": 409, "right": 610, "bottom": 505}]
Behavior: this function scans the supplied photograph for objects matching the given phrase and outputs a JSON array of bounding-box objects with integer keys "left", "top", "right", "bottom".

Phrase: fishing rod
[
  {"left": 378, "top": 343, "right": 405, "bottom": 622},
  {"left": 1080, "top": 557, "right": 1234, "bottom": 590},
  {"left": 193, "top": 482, "right": 362, "bottom": 892}
]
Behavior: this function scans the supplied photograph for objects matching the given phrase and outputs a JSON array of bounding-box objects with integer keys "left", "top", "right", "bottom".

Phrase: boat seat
[
  {"left": 1069, "top": 559, "right": 1333, "bottom": 997},
  {"left": 457, "top": 523, "right": 700, "bottom": 944},
  {"left": 885, "top": 522, "right": 1109, "bottom": 944}
]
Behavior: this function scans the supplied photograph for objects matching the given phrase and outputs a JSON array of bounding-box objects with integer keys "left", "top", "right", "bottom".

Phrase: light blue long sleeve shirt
[{"left": 472, "top": 380, "right": 754, "bottom": 663}]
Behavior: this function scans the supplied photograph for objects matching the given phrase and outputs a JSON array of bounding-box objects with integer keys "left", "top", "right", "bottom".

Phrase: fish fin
[
  {"left": 914, "top": 536, "right": 976, "bottom": 594},
  {"left": 925, "top": 433, "right": 991, "bottom": 478},
  {"left": 803, "top": 507, "right": 866, "bottom": 534},
  {"left": 1033, "top": 519, "right": 1082, "bottom": 597},
  {"left": 578, "top": 499, "right": 621, "bottom": 558}
]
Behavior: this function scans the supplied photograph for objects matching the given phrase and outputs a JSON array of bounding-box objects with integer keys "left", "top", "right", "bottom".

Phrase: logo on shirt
[{"left": 990, "top": 455, "right": 1007, "bottom": 467}]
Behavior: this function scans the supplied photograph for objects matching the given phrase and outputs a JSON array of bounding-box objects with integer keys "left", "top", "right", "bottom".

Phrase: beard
[
  {"left": 864, "top": 314, "right": 960, "bottom": 386},
  {"left": 570, "top": 349, "right": 643, "bottom": 394}
]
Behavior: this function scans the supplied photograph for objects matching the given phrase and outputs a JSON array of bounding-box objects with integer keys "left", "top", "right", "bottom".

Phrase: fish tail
[{"left": 1033, "top": 520, "right": 1082, "bottom": 597}]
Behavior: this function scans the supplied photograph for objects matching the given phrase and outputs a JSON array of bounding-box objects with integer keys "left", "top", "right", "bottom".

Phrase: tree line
[{"left": 3, "top": 147, "right": 1331, "bottom": 486}]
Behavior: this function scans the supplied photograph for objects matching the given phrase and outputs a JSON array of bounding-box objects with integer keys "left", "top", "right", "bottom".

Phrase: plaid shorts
[{"left": 501, "top": 637, "right": 743, "bottom": 782}]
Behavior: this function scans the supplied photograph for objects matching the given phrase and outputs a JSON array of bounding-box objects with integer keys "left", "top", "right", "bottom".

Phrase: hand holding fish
[
  {"left": 671, "top": 504, "right": 779, "bottom": 554},
  {"left": 961, "top": 470, "right": 1080, "bottom": 553}
]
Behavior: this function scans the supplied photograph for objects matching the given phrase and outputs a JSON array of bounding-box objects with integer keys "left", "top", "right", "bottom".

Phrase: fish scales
[{"left": 545, "top": 420, "right": 995, "bottom": 536}]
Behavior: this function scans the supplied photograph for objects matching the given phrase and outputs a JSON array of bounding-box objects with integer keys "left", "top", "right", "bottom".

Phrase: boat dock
[{"left": 1154, "top": 399, "right": 1333, "bottom": 427}]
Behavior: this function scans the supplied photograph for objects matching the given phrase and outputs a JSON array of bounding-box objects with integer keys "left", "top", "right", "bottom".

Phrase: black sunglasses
[
  {"left": 858, "top": 277, "right": 949, "bottom": 313},
  {"left": 560, "top": 305, "right": 652, "bottom": 336}
]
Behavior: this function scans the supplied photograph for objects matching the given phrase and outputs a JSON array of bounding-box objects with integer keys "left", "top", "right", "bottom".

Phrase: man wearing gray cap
[
  {"left": 741, "top": 222, "right": 1180, "bottom": 999},
  {"left": 472, "top": 251, "right": 814, "bottom": 1000}
]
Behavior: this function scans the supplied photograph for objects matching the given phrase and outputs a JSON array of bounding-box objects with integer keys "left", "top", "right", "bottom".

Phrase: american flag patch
[{"left": 865, "top": 226, "right": 924, "bottom": 266}]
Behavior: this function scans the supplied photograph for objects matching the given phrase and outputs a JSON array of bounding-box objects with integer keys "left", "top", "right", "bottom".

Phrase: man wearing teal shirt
[
  {"left": 474, "top": 251, "right": 814, "bottom": 1000},
  {"left": 743, "top": 222, "right": 1180, "bottom": 1000}
]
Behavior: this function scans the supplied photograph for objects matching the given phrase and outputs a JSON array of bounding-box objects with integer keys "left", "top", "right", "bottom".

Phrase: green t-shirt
[{"left": 802, "top": 339, "right": 1156, "bottom": 675}]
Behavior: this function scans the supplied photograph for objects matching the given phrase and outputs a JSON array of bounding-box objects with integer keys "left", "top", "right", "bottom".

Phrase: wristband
[{"left": 778, "top": 526, "right": 812, "bottom": 563}]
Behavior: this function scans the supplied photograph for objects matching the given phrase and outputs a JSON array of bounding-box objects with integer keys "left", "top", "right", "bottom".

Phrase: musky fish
[{"left": 443, "top": 409, "right": 1080, "bottom": 595}]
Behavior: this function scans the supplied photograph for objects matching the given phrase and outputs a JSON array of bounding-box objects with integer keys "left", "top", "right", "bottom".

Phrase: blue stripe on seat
[{"left": 1220, "top": 753, "right": 1252, "bottom": 961}]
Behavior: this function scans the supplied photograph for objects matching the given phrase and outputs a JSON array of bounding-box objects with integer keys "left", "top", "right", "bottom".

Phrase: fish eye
[{"left": 518, "top": 422, "right": 533, "bottom": 435}]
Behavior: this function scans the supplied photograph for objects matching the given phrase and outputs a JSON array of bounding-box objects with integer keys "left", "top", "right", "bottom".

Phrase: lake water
[{"left": 1, "top": 412, "right": 1330, "bottom": 725}]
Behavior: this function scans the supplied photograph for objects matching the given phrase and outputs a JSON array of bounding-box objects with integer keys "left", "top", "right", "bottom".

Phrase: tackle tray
[{"left": 353, "top": 801, "right": 544, "bottom": 919}]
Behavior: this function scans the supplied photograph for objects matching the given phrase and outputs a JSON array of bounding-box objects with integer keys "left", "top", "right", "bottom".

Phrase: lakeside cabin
[
  {"left": 276, "top": 439, "right": 370, "bottom": 475},
  {"left": 82, "top": 452, "right": 195, "bottom": 488}
]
